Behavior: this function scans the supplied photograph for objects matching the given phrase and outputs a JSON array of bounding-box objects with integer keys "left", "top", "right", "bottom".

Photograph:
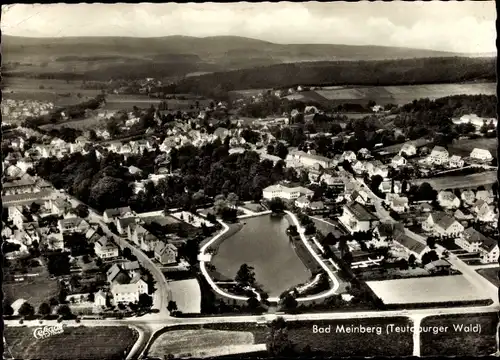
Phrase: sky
[{"left": 1, "top": 2, "right": 496, "bottom": 53}]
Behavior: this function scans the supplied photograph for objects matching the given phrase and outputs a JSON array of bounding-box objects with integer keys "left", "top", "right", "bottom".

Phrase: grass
[
  {"left": 412, "top": 171, "right": 497, "bottom": 190},
  {"left": 148, "top": 329, "right": 256, "bottom": 357},
  {"left": 476, "top": 267, "right": 500, "bottom": 287},
  {"left": 310, "top": 217, "right": 345, "bottom": 238},
  {"left": 39, "top": 115, "right": 109, "bottom": 131},
  {"left": 3, "top": 264, "right": 59, "bottom": 308},
  {"left": 420, "top": 313, "right": 498, "bottom": 356},
  {"left": 366, "top": 275, "right": 490, "bottom": 305},
  {"left": 4, "top": 326, "right": 139, "bottom": 360},
  {"left": 448, "top": 137, "right": 498, "bottom": 158},
  {"left": 289, "top": 236, "right": 322, "bottom": 274},
  {"left": 284, "top": 318, "right": 413, "bottom": 356},
  {"left": 240, "top": 203, "right": 266, "bottom": 213}
]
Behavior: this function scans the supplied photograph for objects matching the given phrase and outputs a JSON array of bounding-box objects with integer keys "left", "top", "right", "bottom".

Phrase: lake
[{"left": 211, "top": 215, "right": 311, "bottom": 297}]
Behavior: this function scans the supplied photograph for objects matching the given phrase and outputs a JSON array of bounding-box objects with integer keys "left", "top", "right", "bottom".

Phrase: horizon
[{"left": 1, "top": 2, "right": 496, "bottom": 54}]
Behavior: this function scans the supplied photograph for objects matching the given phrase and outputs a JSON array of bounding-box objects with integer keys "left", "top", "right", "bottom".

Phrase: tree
[
  {"left": 18, "top": 302, "right": 35, "bottom": 317},
  {"left": 138, "top": 293, "right": 153, "bottom": 309},
  {"left": 266, "top": 319, "right": 295, "bottom": 356},
  {"left": 421, "top": 250, "right": 439, "bottom": 265},
  {"left": 246, "top": 294, "right": 261, "bottom": 312},
  {"left": 235, "top": 264, "right": 256, "bottom": 287},
  {"left": 167, "top": 300, "right": 178, "bottom": 313},
  {"left": 57, "top": 304, "right": 72, "bottom": 318},
  {"left": 74, "top": 204, "right": 89, "bottom": 218},
  {"left": 269, "top": 198, "right": 285, "bottom": 213},
  {"left": 46, "top": 252, "right": 71, "bottom": 276},
  {"left": 266, "top": 144, "right": 275, "bottom": 155},
  {"left": 426, "top": 237, "right": 436, "bottom": 249},
  {"left": 226, "top": 192, "right": 239, "bottom": 209},
  {"left": 287, "top": 225, "right": 298, "bottom": 237},
  {"left": 275, "top": 142, "right": 289, "bottom": 159},
  {"left": 38, "top": 302, "right": 51, "bottom": 317},
  {"left": 279, "top": 292, "right": 297, "bottom": 311},
  {"left": 58, "top": 287, "right": 68, "bottom": 304},
  {"left": 122, "top": 247, "right": 133, "bottom": 260},
  {"left": 3, "top": 302, "right": 14, "bottom": 316}
]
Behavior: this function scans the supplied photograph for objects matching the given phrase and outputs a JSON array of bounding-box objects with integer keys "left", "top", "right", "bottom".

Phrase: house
[
  {"left": 479, "top": 239, "right": 499, "bottom": 263},
  {"left": 390, "top": 196, "right": 409, "bottom": 213},
  {"left": 57, "top": 217, "right": 90, "bottom": 234},
  {"left": 448, "top": 155, "right": 464, "bottom": 168},
  {"left": 476, "top": 190, "right": 494, "bottom": 205},
  {"left": 116, "top": 216, "right": 138, "bottom": 235},
  {"left": 420, "top": 203, "right": 434, "bottom": 213},
  {"left": 154, "top": 242, "right": 178, "bottom": 265},
  {"left": 348, "top": 190, "right": 370, "bottom": 205},
  {"left": 342, "top": 151, "right": 357, "bottom": 163},
  {"left": 94, "top": 236, "right": 119, "bottom": 259},
  {"left": 130, "top": 224, "right": 159, "bottom": 252},
  {"left": 358, "top": 148, "right": 371, "bottom": 159},
  {"left": 437, "top": 191, "right": 461, "bottom": 209},
  {"left": 287, "top": 150, "right": 333, "bottom": 168},
  {"left": 107, "top": 261, "right": 141, "bottom": 284},
  {"left": 472, "top": 199, "right": 496, "bottom": 222},
  {"left": 49, "top": 198, "right": 72, "bottom": 215},
  {"left": 2, "top": 178, "right": 37, "bottom": 195},
  {"left": 351, "top": 161, "right": 366, "bottom": 174},
  {"left": 4, "top": 165, "right": 24, "bottom": 178},
  {"left": 457, "top": 227, "right": 491, "bottom": 252},
  {"left": 399, "top": 143, "right": 417, "bottom": 157},
  {"left": 461, "top": 190, "right": 476, "bottom": 205},
  {"left": 111, "top": 274, "right": 149, "bottom": 304},
  {"left": 295, "top": 196, "right": 311, "bottom": 209},
  {"left": 391, "top": 155, "right": 407, "bottom": 168},
  {"left": 424, "top": 259, "right": 452, "bottom": 273},
  {"left": 103, "top": 206, "right": 134, "bottom": 223},
  {"left": 378, "top": 180, "right": 402, "bottom": 194},
  {"left": 213, "top": 127, "right": 230, "bottom": 140},
  {"left": 428, "top": 146, "right": 449, "bottom": 165},
  {"left": 94, "top": 290, "right": 107, "bottom": 308},
  {"left": 470, "top": 148, "right": 493, "bottom": 162},
  {"left": 262, "top": 184, "right": 314, "bottom": 201},
  {"left": 393, "top": 231, "right": 429, "bottom": 261},
  {"left": 339, "top": 202, "right": 379, "bottom": 234},
  {"left": 369, "top": 222, "right": 404, "bottom": 248},
  {"left": 454, "top": 208, "right": 475, "bottom": 224},
  {"left": 423, "top": 212, "right": 464, "bottom": 237},
  {"left": 320, "top": 173, "right": 344, "bottom": 190}
]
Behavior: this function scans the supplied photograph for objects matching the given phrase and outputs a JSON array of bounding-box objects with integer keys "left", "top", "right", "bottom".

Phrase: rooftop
[{"left": 345, "top": 202, "right": 378, "bottom": 221}]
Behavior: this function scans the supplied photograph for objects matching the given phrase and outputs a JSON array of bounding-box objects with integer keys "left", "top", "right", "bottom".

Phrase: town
[{"left": 2, "top": 2, "right": 498, "bottom": 360}]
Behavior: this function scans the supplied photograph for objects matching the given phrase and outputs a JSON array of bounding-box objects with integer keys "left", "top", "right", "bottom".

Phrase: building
[
  {"left": 154, "top": 242, "right": 178, "bottom": 265},
  {"left": 103, "top": 206, "right": 134, "bottom": 223},
  {"left": 476, "top": 190, "right": 494, "bottom": 205},
  {"left": 461, "top": 190, "right": 476, "bottom": 205},
  {"left": 57, "top": 217, "right": 90, "bottom": 235},
  {"left": 423, "top": 212, "right": 464, "bottom": 237},
  {"left": 470, "top": 148, "right": 493, "bottom": 161},
  {"left": 342, "top": 151, "right": 357, "bottom": 163},
  {"left": 262, "top": 184, "right": 314, "bottom": 201},
  {"left": 378, "top": 180, "right": 402, "bottom": 194},
  {"left": 448, "top": 155, "right": 464, "bottom": 168},
  {"left": 391, "top": 155, "right": 407, "bottom": 168},
  {"left": 399, "top": 143, "right": 417, "bottom": 157},
  {"left": 347, "top": 190, "right": 370, "bottom": 205},
  {"left": 424, "top": 259, "right": 452, "bottom": 273},
  {"left": 116, "top": 217, "right": 138, "bottom": 235},
  {"left": 94, "top": 236, "right": 119, "bottom": 259},
  {"left": 111, "top": 274, "right": 149, "bottom": 304},
  {"left": 389, "top": 196, "right": 409, "bottom": 213},
  {"left": 130, "top": 224, "right": 160, "bottom": 252},
  {"left": 351, "top": 161, "right": 366, "bottom": 174},
  {"left": 287, "top": 151, "right": 333, "bottom": 168},
  {"left": 428, "top": 146, "right": 449, "bottom": 165},
  {"left": 107, "top": 261, "right": 141, "bottom": 284},
  {"left": 339, "top": 202, "right": 379, "bottom": 234},
  {"left": 2, "top": 178, "right": 37, "bottom": 196},
  {"left": 393, "top": 231, "right": 429, "bottom": 261},
  {"left": 437, "top": 191, "right": 461, "bottom": 209}
]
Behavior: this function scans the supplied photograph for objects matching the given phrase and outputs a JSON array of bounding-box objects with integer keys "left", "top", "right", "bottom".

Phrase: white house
[
  {"left": 378, "top": 180, "right": 401, "bottom": 194},
  {"left": 437, "top": 191, "right": 461, "bottom": 209},
  {"left": 399, "top": 143, "right": 417, "bottom": 157},
  {"left": 342, "top": 151, "right": 357, "bottom": 163},
  {"left": 103, "top": 206, "right": 135, "bottom": 223},
  {"left": 428, "top": 146, "right": 449, "bottom": 165},
  {"left": 393, "top": 231, "right": 429, "bottom": 261},
  {"left": 423, "top": 212, "right": 464, "bottom": 237},
  {"left": 391, "top": 155, "right": 407, "bottom": 168},
  {"left": 339, "top": 202, "right": 378, "bottom": 234},
  {"left": 111, "top": 274, "right": 149, "bottom": 304},
  {"left": 351, "top": 160, "right": 366, "bottom": 174},
  {"left": 262, "top": 184, "right": 314, "bottom": 201},
  {"left": 461, "top": 190, "right": 476, "bottom": 205},
  {"left": 389, "top": 196, "right": 409, "bottom": 213},
  {"left": 470, "top": 148, "right": 493, "bottom": 162},
  {"left": 476, "top": 190, "right": 494, "bottom": 205},
  {"left": 448, "top": 155, "right": 464, "bottom": 168},
  {"left": 154, "top": 242, "right": 178, "bottom": 265},
  {"left": 94, "top": 236, "right": 119, "bottom": 259}
]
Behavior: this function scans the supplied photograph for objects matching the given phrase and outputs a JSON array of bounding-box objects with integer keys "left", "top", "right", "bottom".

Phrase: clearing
[
  {"left": 4, "top": 326, "right": 138, "bottom": 360},
  {"left": 448, "top": 138, "right": 498, "bottom": 158},
  {"left": 148, "top": 329, "right": 257, "bottom": 358},
  {"left": 476, "top": 267, "right": 500, "bottom": 288},
  {"left": 411, "top": 171, "right": 497, "bottom": 190},
  {"left": 168, "top": 279, "right": 202, "bottom": 314},
  {"left": 420, "top": 313, "right": 498, "bottom": 356},
  {"left": 366, "top": 275, "right": 490, "bottom": 305}
]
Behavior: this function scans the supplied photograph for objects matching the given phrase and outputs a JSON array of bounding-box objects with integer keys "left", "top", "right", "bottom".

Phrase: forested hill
[{"left": 165, "top": 57, "right": 496, "bottom": 99}]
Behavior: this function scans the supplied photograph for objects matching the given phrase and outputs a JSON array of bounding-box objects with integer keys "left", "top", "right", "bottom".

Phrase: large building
[
  {"left": 262, "top": 184, "right": 314, "bottom": 201},
  {"left": 339, "top": 202, "right": 379, "bottom": 234}
]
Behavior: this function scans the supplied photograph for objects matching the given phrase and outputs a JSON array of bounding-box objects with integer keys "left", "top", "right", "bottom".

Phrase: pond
[{"left": 211, "top": 215, "right": 311, "bottom": 297}]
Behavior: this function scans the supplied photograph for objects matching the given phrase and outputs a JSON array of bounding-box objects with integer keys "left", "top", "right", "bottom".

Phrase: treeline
[{"left": 166, "top": 57, "right": 496, "bottom": 98}]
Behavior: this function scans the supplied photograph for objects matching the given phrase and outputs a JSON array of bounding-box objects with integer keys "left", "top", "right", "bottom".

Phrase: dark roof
[
  {"left": 394, "top": 232, "right": 427, "bottom": 254},
  {"left": 463, "top": 227, "right": 495, "bottom": 246},
  {"left": 345, "top": 202, "right": 378, "bottom": 221}
]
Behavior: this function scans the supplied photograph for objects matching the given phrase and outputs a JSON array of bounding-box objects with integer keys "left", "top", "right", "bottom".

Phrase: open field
[
  {"left": 310, "top": 218, "right": 345, "bottom": 238},
  {"left": 168, "top": 279, "right": 202, "bottom": 314},
  {"left": 420, "top": 313, "right": 498, "bottom": 356},
  {"left": 448, "top": 137, "right": 498, "bottom": 158},
  {"left": 3, "top": 263, "right": 59, "bottom": 308},
  {"left": 4, "top": 326, "right": 138, "bottom": 360},
  {"left": 39, "top": 115, "right": 108, "bottom": 131},
  {"left": 412, "top": 171, "right": 497, "bottom": 190},
  {"left": 148, "top": 329, "right": 256, "bottom": 358},
  {"left": 366, "top": 275, "right": 490, "bottom": 305},
  {"left": 477, "top": 267, "right": 500, "bottom": 288},
  {"left": 285, "top": 318, "right": 413, "bottom": 356},
  {"left": 315, "top": 82, "right": 496, "bottom": 105}
]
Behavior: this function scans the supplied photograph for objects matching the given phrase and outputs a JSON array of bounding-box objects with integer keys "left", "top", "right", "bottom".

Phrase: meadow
[
  {"left": 412, "top": 171, "right": 497, "bottom": 190},
  {"left": 476, "top": 267, "right": 500, "bottom": 288},
  {"left": 448, "top": 137, "right": 498, "bottom": 158}
]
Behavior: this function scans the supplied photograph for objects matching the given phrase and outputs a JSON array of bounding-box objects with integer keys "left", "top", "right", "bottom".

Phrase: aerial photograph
[{"left": 1, "top": 2, "right": 498, "bottom": 359}]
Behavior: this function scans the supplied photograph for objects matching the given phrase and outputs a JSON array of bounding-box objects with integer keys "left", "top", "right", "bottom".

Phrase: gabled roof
[
  {"left": 155, "top": 241, "right": 177, "bottom": 255},
  {"left": 462, "top": 227, "right": 494, "bottom": 245},
  {"left": 431, "top": 146, "right": 448, "bottom": 153},
  {"left": 435, "top": 215, "right": 458, "bottom": 231},
  {"left": 345, "top": 202, "right": 378, "bottom": 221},
  {"left": 393, "top": 232, "right": 427, "bottom": 254},
  {"left": 103, "top": 206, "right": 132, "bottom": 218}
]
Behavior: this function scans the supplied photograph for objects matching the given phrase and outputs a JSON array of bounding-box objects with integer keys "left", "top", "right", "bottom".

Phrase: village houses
[{"left": 339, "top": 202, "right": 379, "bottom": 234}]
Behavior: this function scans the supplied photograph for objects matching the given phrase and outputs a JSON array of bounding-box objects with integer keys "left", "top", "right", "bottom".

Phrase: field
[
  {"left": 148, "top": 329, "right": 256, "bottom": 358},
  {"left": 366, "top": 275, "right": 490, "bottom": 305},
  {"left": 39, "top": 115, "right": 109, "bottom": 131},
  {"left": 477, "top": 267, "right": 500, "bottom": 287},
  {"left": 3, "top": 262, "right": 59, "bottom": 308},
  {"left": 448, "top": 137, "right": 498, "bottom": 158},
  {"left": 167, "top": 279, "right": 202, "bottom": 314},
  {"left": 285, "top": 318, "right": 413, "bottom": 356},
  {"left": 411, "top": 171, "right": 497, "bottom": 190},
  {"left": 420, "top": 313, "right": 498, "bottom": 356},
  {"left": 315, "top": 82, "right": 496, "bottom": 105},
  {"left": 4, "top": 326, "right": 138, "bottom": 359},
  {"left": 310, "top": 217, "right": 346, "bottom": 238}
]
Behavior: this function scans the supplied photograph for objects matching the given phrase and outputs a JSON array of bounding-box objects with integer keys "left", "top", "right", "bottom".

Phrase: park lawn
[
  {"left": 3, "top": 265, "right": 59, "bottom": 308},
  {"left": 420, "top": 313, "right": 498, "bottom": 356},
  {"left": 477, "top": 267, "right": 500, "bottom": 287},
  {"left": 412, "top": 171, "right": 497, "bottom": 190},
  {"left": 148, "top": 329, "right": 256, "bottom": 358},
  {"left": 4, "top": 326, "right": 138, "bottom": 360},
  {"left": 285, "top": 318, "right": 413, "bottom": 357}
]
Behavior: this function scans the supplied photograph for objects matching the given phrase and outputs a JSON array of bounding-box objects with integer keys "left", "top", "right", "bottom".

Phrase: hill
[{"left": 2, "top": 35, "right": 468, "bottom": 80}]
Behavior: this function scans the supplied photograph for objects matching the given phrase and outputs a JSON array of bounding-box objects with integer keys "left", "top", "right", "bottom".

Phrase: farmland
[
  {"left": 148, "top": 329, "right": 257, "bottom": 358},
  {"left": 39, "top": 115, "right": 108, "bottom": 131},
  {"left": 411, "top": 171, "right": 497, "bottom": 190},
  {"left": 4, "top": 326, "right": 138, "bottom": 360},
  {"left": 420, "top": 313, "right": 498, "bottom": 356},
  {"left": 448, "top": 137, "right": 498, "bottom": 158},
  {"left": 477, "top": 267, "right": 500, "bottom": 287},
  {"left": 311, "top": 82, "right": 496, "bottom": 105},
  {"left": 366, "top": 275, "right": 490, "bottom": 305}
]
